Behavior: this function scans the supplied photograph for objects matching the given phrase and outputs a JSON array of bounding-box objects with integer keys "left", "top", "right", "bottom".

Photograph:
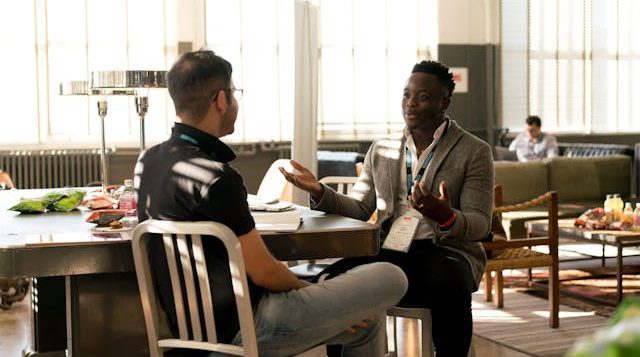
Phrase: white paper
[
  {"left": 247, "top": 194, "right": 294, "bottom": 212},
  {"left": 251, "top": 209, "right": 301, "bottom": 232}
]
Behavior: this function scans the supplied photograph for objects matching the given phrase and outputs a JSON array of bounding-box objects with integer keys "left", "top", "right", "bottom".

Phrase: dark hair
[
  {"left": 411, "top": 60, "right": 455, "bottom": 98},
  {"left": 526, "top": 115, "right": 542, "bottom": 127},
  {"left": 167, "top": 50, "right": 233, "bottom": 122}
]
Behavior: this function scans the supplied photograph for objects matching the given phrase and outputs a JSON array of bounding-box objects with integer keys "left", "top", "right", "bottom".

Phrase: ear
[
  {"left": 442, "top": 96, "right": 451, "bottom": 112},
  {"left": 214, "top": 90, "right": 229, "bottom": 114}
]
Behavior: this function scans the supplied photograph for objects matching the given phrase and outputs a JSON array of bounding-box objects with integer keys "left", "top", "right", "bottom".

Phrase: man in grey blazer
[{"left": 281, "top": 60, "right": 493, "bottom": 356}]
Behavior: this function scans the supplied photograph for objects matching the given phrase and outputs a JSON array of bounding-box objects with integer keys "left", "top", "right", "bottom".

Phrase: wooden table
[
  {"left": 0, "top": 189, "right": 379, "bottom": 357},
  {"left": 526, "top": 218, "right": 640, "bottom": 303}
]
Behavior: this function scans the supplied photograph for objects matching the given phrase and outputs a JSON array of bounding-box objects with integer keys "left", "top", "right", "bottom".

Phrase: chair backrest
[
  {"left": 0, "top": 171, "right": 14, "bottom": 189},
  {"left": 132, "top": 220, "right": 259, "bottom": 357},
  {"left": 355, "top": 162, "right": 363, "bottom": 177},
  {"left": 489, "top": 186, "right": 559, "bottom": 249},
  {"left": 491, "top": 185, "right": 507, "bottom": 236},
  {"left": 257, "top": 159, "right": 293, "bottom": 202},
  {"left": 319, "top": 176, "right": 358, "bottom": 195}
]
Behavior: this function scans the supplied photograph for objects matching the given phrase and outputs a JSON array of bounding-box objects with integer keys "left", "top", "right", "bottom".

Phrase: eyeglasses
[
  {"left": 229, "top": 87, "right": 243, "bottom": 101},
  {"left": 211, "top": 87, "right": 243, "bottom": 102}
]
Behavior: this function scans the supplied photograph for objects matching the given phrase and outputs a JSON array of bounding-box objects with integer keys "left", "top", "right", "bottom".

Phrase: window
[
  {"left": 204, "top": 0, "right": 295, "bottom": 143},
  {"left": 204, "top": 0, "right": 437, "bottom": 142},
  {"left": 1, "top": 0, "right": 438, "bottom": 147},
  {"left": 318, "top": 0, "right": 437, "bottom": 140},
  {"left": 0, "top": 0, "right": 175, "bottom": 147},
  {"left": 501, "top": 0, "right": 640, "bottom": 133}
]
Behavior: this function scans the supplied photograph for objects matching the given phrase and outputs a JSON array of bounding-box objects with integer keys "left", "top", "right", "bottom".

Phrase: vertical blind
[
  {"left": 0, "top": 0, "right": 175, "bottom": 146},
  {"left": 205, "top": 0, "right": 438, "bottom": 143},
  {"left": 501, "top": 0, "right": 640, "bottom": 133},
  {"left": 317, "top": 0, "right": 437, "bottom": 140},
  {"left": 1, "top": 0, "right": 437, "bottom": 146}
]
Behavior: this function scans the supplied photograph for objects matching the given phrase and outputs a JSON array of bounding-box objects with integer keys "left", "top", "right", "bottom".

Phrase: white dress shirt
[
  {"left": 508, "top": 132, "right": 558, "bottom": 162},
  {"left": 395, "top": 119, "right": 448, "bottom": 241}
]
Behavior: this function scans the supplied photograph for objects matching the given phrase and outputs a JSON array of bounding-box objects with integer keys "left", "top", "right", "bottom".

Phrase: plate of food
[
  {"left": 92, "top": 225, "right": 133, "bottom": 233},
  {"left": 86, "top": 209, "right": 137, "bottom": 236}
]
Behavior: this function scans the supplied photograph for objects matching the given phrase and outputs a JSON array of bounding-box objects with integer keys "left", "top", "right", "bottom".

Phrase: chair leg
[
  {"left": 389, "top": 315, "right": 398, "bottom": 356},
  {"left": 483, "top": 272, "right": 493, "bottom": 302},
  {"left": 420, "top": 315, "right": 435, "bottom": 357},
  {"left": 495, "top": 271, "right": 504, "bottom": 308},
  {"left": 549, "top": 265, "right": 559, "bottom": 328}
]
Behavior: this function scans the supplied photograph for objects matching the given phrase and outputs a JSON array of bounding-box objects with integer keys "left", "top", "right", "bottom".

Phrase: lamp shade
[
  {"left": 59, "top": 81, "right": 137, "bottom": 96},
  {"left": 90, "top": 70, "right": 167, "bottom": 89}
]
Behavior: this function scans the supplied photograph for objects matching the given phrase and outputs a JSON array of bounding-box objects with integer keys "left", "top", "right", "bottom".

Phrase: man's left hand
[{"left": 409, "top": 180, "right": 454, "bottom": 225}]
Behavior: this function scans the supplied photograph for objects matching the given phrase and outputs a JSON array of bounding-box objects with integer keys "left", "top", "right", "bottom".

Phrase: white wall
[{"left": 438, "top": 0, "right": 500, "bottom": 44}]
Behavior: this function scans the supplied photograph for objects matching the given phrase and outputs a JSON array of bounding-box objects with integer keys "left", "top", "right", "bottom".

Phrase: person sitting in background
[
  {"left": 508, "top": 115, "right": 558, "bottom": 162},
  {"left": 0, "top": 170, "right": 14, "bottom": 189}
]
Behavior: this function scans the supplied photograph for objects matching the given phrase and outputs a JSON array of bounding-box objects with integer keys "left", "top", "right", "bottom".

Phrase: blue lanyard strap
[
  {"left": 405, "top": 147, "right": 435, "bottom": 195},
  {"left": 179, "top": 134, "right": 219, "bottom": 161},
  {"left": 179, "top": 134, "right": 198, "bottom": 145}
]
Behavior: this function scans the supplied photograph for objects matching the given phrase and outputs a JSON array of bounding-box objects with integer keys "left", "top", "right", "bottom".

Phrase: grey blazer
[{"left": 313, "top": 120, "right": 494, "bottom": 289}]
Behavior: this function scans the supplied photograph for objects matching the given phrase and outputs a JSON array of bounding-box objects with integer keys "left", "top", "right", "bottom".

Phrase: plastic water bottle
[{"left": 118, "top": 179, "right": 136, "bottom": 211}]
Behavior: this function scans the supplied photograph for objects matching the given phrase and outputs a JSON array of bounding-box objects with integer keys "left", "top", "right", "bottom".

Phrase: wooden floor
[
  {"left": 1, "top": 292, "right": 528, "bottom": 357},
  {"left": 390, "top": 316, "right": 530, "bottom": 357}
]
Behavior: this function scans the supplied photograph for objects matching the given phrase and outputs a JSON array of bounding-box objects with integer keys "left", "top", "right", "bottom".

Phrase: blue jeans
[{"left": 217, "top": 262, "right": 407, "bottom": 357}]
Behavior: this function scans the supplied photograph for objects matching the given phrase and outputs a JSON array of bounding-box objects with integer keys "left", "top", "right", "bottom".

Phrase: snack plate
[{"left": 91, "top": 226, "right": 134, "bottom": 233}]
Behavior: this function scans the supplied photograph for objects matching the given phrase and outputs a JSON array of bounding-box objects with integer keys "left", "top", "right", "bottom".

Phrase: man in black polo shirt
[{"left": 135, "top": 50, "right": 407, "bottom": 357}]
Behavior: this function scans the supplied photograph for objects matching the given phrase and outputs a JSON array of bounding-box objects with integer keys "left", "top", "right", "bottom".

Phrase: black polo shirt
[{"left": 136, "top": 123, "right": 264, "bottom": 344}]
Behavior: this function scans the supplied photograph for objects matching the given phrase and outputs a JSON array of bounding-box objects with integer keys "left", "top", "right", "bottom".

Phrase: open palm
[{"left": 278, "top": 160, "right": 323, "bottom": 198}]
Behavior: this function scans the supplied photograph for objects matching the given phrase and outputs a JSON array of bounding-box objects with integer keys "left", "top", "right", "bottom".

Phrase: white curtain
[{"left": 291, "top": 0, "right": 319, "bottom": 206}]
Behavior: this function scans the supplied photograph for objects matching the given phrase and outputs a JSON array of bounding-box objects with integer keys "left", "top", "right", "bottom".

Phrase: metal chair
[
  {"left": 318, "top": 176, "right": 358, "bottom": 195},
  {"left": 132, "top": 220, "right": 326, "bottom": 357},
  {"left": 387, "top": 307, "right": 476, "bottom": 357}
]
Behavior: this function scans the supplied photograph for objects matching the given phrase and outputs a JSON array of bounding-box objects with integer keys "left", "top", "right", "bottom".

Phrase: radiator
[{"left": 0, "top": 149, "right": 113, "bottom": 189}]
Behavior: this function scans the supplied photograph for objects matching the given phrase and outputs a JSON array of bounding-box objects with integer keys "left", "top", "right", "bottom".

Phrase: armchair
[{"left": 483, "top": 186, "right": 560, "bottom": 328}]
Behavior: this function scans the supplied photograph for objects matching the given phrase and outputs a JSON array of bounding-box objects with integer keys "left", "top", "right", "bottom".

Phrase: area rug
[
  {"left": 501, "top": 266, "right": 640, "bottom": 317},
  {"left": 472, "top": 287, "right": 608, "bottom": 357}
]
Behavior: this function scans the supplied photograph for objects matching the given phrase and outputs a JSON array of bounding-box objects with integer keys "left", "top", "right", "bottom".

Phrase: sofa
[
  {"left": 494, "top": 155, "right": 633, "bottom": 239},
  {"left": 494, "top": 142, "right": 634, "bottom": 161}
]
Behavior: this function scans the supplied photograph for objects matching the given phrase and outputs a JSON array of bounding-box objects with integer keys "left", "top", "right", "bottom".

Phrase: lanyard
[
  {"left": 405, "top": 120, "right": 449, "bottom": 195},
  {"left": 405, "top": 147, "right": 435, "bottom": 195},
  {"left": 178, "top": 133, "right": 219, "bottom": 161}
]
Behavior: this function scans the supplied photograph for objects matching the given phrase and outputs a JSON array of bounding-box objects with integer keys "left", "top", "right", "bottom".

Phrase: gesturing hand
[
  {"left": 408, "top": 180, "right": 454, "bottom": 225},
  {"left": 278, "top": 160, "right": 324, "bottom": 200}
]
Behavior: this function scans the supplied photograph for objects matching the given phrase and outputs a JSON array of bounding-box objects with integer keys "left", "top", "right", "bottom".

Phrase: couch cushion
[
  {"left": 500, "top": 205, "right": 587, "bottom": 239},
  {"left": 548, "top": 156, "right": 631, "bottom": 203},
  {"left": 494, "top": 161, "right": 549, "bottom": 205}
]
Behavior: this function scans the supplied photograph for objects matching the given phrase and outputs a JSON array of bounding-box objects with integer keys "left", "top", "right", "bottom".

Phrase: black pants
[{"left": 316, "top": 239, "right": 475, "bottom": 357}]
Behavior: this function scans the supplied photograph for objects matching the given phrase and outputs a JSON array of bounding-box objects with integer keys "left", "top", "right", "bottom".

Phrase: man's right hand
[{"left": 278, "top": 160, "right": 323, "bottom": 200}]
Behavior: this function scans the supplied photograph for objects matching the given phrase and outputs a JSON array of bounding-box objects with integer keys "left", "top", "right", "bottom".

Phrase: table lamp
[
  {"left": 59, "top": 81, "right": 136, "bottom": 194},
  {"left": 90, "top": 70, "right": 167, "bottom": 150}
]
